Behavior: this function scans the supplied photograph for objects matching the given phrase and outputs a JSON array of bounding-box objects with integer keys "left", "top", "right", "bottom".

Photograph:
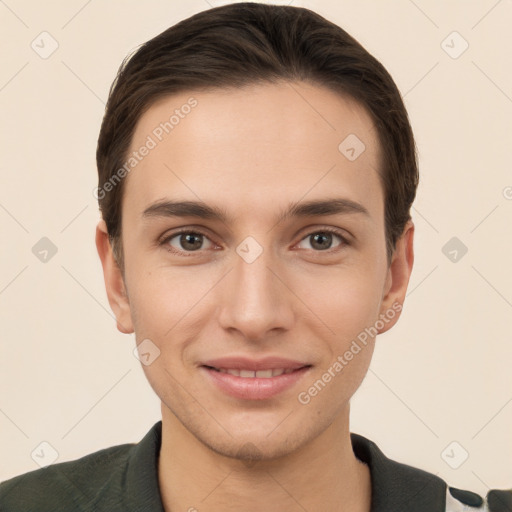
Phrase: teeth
[
  {"left": 212, "top": 367, "right": 298, "bottom": 378},
  {"left": 256, "top": 369, "right": 273, "bottom": 378}
]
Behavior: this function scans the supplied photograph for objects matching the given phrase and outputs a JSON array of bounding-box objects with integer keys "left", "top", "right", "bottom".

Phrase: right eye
[{"left": 159, "top": 230, "right": 217, "bottom": 256}]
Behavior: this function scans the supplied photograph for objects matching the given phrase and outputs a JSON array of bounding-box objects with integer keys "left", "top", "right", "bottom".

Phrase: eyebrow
[{"left": 141, "top": 198, "right": 370, "bottom": 224}]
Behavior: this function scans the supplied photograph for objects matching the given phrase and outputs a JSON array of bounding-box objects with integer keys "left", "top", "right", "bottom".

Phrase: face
[{"left": 97, "top": 81, "right": 414, "bottom": 461}]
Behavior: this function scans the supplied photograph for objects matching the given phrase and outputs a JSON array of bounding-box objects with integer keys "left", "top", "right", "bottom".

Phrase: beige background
[{"left": 1, "top": 0, "right": 511, "bottom": 495}]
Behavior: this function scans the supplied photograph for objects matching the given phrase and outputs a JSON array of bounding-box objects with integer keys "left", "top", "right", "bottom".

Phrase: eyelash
[{"left": 158, "top": 227, "right": 350, "bottom": 257}]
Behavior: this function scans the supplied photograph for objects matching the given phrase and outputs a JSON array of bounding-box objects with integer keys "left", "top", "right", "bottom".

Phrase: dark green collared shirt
[{"left": 0, "top": 421, "right": 509, "bottom": 511}]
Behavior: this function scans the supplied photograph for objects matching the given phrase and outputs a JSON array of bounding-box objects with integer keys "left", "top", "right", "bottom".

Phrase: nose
[{"left": 217, "top": 245, "right": 295, "bottom": 341}]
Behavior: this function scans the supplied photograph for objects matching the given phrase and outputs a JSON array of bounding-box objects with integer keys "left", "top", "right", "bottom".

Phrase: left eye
[
  {"left": 166, "top": 232, "right": 214, "bottom": 252},
  {"left": 296, "top": 231, "right": 345, "bottom": 251}
]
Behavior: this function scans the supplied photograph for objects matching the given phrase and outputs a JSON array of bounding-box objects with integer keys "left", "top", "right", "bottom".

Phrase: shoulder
[
  {"left": 0, "top": 442, "right": 134, "bottom": 512},
  {"left": 350, "top": 432, "right": 511, "bottom": 512}
]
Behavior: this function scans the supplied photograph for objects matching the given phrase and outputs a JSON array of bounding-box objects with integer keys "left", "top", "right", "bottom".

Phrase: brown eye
[
  {"left": 310, "top": 232, "right": 334, "bottom": 250},
  {"left": 296, "top": 229, "right": 347, "bottom": 251},
  {"left": 165, "top": 231, "right": 214, "bottom": 252}
]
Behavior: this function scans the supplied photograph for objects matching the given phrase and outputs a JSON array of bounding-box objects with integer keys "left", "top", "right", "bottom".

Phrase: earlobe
[
  {"left": 377, "top": 220, "right": 415, "bottom": 335},
  {"left": 95, "top": 219, "right": 134, "bottom": 334}
]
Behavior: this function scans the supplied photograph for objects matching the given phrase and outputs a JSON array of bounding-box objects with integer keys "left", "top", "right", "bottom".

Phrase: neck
[{"left": 157, "top": 404, "right": 371, "bottom": 512}]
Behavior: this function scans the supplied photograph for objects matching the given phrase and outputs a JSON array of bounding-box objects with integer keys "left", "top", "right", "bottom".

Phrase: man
[{"left": 0, "top": 3, "right": 510, "bottom": 511}]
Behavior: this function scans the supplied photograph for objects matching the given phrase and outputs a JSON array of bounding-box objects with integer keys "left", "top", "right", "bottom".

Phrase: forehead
[{"left": 123, "top": 81, "right": 383, "bottom": 223}]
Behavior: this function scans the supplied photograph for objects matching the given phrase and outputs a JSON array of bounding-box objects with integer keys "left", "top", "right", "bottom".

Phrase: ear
[
  {"left": 377, "top": 220, "right": 414, "bottom": 334},
  {"left": 95, "top": 219, "right": 134, "bottom": 334}
]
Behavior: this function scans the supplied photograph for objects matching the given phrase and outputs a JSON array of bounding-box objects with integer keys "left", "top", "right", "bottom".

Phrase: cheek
[
  {"left": 334, "top": 283, "right": 382, "bottom": 337},
  {"left": 126, "top": 262, "right": 217, "bottom": 340},
  {"left": 291, "top": 262, "right": 384, "bottom": 335},
  {"left": 127, "top": 268, "right": 202, "bottom": 399},
  {"left": 124, "top": 263, "right": 168, "bottom": 339}
]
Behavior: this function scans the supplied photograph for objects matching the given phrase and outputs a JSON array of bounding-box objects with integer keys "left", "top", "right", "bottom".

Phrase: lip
[
  {"left": 200, "top": 363, "right": 312, "bottom": 401},
  {"left": 200, "top": 356, "right": 310, "bottom": 371}
]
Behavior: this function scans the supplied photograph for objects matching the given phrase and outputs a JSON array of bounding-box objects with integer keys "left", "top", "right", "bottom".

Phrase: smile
[
  {"left": 201, "top": 365, "right": 311, "bottom": 400},
  {"left": 205, "top": 366, "right": 297, "bottom": 378}
]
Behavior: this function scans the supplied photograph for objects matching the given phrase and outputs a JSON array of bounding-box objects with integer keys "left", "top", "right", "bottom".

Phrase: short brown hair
[{"left": 96, "top": 2, "right": 418, "bottom": 272}]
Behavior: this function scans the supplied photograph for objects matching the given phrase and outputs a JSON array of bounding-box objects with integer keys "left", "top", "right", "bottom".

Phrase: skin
[{"left": 96, "top": 81, "right": 414, "bottom": 512}]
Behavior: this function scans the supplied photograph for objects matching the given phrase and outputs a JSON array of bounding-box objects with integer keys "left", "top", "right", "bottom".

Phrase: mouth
[
  {"left": 200, "top": 364, "right": 312, "bottom": 400},
  {"left": 202, "top": 365, "right": 310, "bottom": 378}
]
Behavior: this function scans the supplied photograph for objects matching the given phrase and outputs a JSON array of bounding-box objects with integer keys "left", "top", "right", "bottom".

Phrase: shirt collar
[
  {"left": 351, "top": 432, "right": 447, "bottom": 511},
  {"left": 124, "top": 420, "right": 165, "bottom": 511},
  {"left": 125, "top": 421, "right": 447, "bottom": 512}
]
